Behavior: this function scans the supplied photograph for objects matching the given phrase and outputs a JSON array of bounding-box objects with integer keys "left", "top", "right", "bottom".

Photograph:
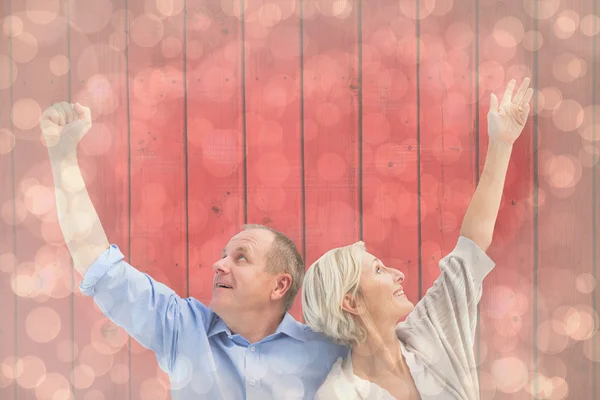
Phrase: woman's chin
[{"left": 393, "top": 297, "right": 415, "bottom": 319}]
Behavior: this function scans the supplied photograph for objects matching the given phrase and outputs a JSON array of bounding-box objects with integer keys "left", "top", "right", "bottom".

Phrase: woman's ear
[{"left": 341, "top": 293, "right": 363, "bottom": 316}]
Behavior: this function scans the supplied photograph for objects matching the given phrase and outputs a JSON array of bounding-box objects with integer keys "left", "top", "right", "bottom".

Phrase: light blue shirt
[{"left": 79, "top": 244, "right": 348, "bottom": 399}]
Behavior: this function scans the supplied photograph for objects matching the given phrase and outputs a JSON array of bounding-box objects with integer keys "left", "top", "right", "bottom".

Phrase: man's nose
[{"left": 212, "top": 257, "right": 231, "bottom": 274}]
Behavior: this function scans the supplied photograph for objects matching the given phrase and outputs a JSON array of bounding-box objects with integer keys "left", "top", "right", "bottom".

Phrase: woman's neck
[{"left": 351, "top": 327, "right": 410, "bottom": 379}]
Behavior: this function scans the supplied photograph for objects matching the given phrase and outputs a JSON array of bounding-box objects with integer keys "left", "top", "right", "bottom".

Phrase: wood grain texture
[
  {"left": 535, "top": 1, "right": 596, "bottom": 399},
  {"left": 0, "top": 1, "right": 596, "bottom": 398},
  {"left": 244, "top": 0, "right": 305, "bottom": 320},
  {"left": 302, "top": 0, "right": 361, "bottom": 269},
  {"left": 476, "top": 1, "right": 536, "bottom": 398},
  {"left": 9, "top": 0, "right": 73, "bottom": 398},
  {"left": 0, "top": 0, "right": 16, "bottom": 397}
]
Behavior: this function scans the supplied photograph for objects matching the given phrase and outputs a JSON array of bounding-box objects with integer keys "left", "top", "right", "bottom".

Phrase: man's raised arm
[
  {"left": 41, "top": 102, "right": 109, "bottom": 277},
  {"left": 40, "top": 102, "right": 212, "bottom": 373}
]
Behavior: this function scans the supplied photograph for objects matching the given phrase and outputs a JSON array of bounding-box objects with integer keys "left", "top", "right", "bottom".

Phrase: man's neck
[
  {"left": 224, "top": 309, "right": 286, "bottom": 344},
  {"left": 351, "top": 326, "right": 409, "bottom": 379}
]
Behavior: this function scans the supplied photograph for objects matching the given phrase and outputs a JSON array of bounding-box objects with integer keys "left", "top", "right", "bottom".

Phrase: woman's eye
[
  {"left": 238, "top": 255, "right": 246, "bottom": 261},
  {"left": 376, "top": 266, "right": 382, "bottom": 274}
]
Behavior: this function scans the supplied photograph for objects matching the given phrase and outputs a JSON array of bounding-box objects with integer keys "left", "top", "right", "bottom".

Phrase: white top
[{"left": 315, "top": 236, "right": 496, "bottom": 400}]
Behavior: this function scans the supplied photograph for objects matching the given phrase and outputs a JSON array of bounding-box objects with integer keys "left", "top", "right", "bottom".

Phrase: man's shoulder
[
  {"left": 176, "top": 296, "right": 219, "bottom": 333},
  {"left": 297, "top": 323, "right": 348, "bottom": 352}
]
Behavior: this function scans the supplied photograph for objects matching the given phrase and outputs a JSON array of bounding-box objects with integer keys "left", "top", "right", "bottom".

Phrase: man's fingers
[
  {"left": 59, "top": 102, "right": 74, "bottom": 124},
  {"left": 74, "top": 103, "right": 91, "bottom": 121},
  {"left": 42, "top": 107, "right": 61, "bottom": 125},
  {"left": 54, "top": 104, "right": 66, "bottom": 126}
]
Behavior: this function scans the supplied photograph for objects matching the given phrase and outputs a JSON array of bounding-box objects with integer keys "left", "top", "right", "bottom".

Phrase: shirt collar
[
  {"left": 207, "top": 312, "right": 308, "bottom": 343},
  {"left": 274, "top": 312, "right": 308, "bottom": 342}
]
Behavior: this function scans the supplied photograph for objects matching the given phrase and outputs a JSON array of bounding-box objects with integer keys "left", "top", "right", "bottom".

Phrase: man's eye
[{"left": 238, "top": 255, "right": 246, "bottom": 261}]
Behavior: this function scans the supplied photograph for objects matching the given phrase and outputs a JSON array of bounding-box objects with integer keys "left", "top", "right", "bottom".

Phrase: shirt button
[
  {"left": 249, "top": 380, "right": 256, "bottom": 386},
  {"left": 250, "top": 346, "right": 256, "bottom": 352}
]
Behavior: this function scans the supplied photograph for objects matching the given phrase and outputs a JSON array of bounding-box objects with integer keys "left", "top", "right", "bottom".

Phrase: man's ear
[
  {"left": 341, "top": 293, "right": 363, "bottom": 316},
  {"left": 271, "top": 273, "right": 292, "bottom": 301}
]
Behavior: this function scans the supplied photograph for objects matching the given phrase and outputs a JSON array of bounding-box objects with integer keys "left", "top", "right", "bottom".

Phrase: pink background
[{"left": 0, "top": 0, "right": 599, "bottom": 399}]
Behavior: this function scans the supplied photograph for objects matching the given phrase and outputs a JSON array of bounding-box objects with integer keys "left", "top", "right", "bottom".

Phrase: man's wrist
[{"left": 48, "top": 149, "right": 78, "bottom": 166}]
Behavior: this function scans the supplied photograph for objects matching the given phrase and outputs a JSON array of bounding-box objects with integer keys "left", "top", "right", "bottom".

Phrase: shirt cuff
[
  {"left": 79, "top": 244, "right": 125, "bottom": 296},
  {"left": 450, "top": 236, "right": 496, "bottom": 285}
]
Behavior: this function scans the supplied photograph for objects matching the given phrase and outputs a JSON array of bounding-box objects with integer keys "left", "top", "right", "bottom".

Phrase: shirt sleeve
[
  {"left": 79, "top": 244, "right": 214, "bottom": 373},
  {"left": 401, "top": 236, "right": 495, "bottom": 379}
]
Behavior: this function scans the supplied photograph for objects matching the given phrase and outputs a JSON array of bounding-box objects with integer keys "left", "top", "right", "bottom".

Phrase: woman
[{"left": 302, "top": 78, "right": 534, "bottom": 400}]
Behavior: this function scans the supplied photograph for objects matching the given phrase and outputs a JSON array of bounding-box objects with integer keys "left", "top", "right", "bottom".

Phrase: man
[{"left": 41, "top": 102, "right": 348, "bottom": 399}]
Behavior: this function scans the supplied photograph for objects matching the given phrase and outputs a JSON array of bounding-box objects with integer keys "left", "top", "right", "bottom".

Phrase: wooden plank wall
[{"left": 0, "top": 0, "right": 598, "bottom": 399}]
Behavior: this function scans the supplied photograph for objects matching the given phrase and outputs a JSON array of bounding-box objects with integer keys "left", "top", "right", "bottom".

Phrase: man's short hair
[{"left": 242, "top": 224, "right": 304, "bottom": 313}]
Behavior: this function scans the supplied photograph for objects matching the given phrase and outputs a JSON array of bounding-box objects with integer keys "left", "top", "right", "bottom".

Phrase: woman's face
[{"left": 355, "top": 252, "right": 415, "bottom": 326}]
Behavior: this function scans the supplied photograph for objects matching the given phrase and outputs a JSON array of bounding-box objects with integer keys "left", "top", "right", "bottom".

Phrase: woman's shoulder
[{"left": 315, "top": 355, "right": 360, "bottom": 400}]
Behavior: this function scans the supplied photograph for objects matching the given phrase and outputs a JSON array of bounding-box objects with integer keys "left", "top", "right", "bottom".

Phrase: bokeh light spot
[
  {"left": 71, "top": 0, "right": 114, "bottom": 34},
  {"left": 35, "top": 372, "right": 71, "bottom": 400},
  {"left": 537, "top": 320, "right": 569, "bottom": 354},
  {"left": 3, "top": 15, "right": 24, "bottom": 36},
  {"left": 494, "top": 16, "right": 525, "bottom": 47},
  {"left": 552, "top": 99, "right": 584, "bottom": 132},
  {"left": 16, "top": 356, "right": 46, "bottom": 389},
  {"left": 524, "top": 0, "right": 559, "bottom": 20},
  {"left": 110, "top": 363, "right": 130, "bottom": 385},
  {"left": 0, "top": 128, "right": 16, "bottom": 155},
  {"left": 26, "top": 306, "right": 61, "bottom": 343},
  {"left": 554, "top": 9, "right": 580, "bottom": 39},
  {"left": 580, "top": 14, "right": 600, "bottom": 36},
  {"left": 12, "top": 98, "right": 42, "bottom": 131},
  {"left": 522, "top": 30, "right": 543, "bottom": 52},
  {"left": 490, "top": 357, "right": 528, "bottom": 393},
  {"left": 26, "top": 0, "right": 60, "bottom": 25},
  {"left": 71, "top": 364, "right": 96, "bottom": 389},
  {"left": 445, "top": 21, "right": 474, "bottom": 50},
  {"left": 11, "top": 32, "right": 38, "bottom": 63},
  {"left": 131, "top": 13, "right": 165, "bottom": 48},
  {"left": 156, "top": 0, "right": 185, "bottom": 17},
  {"left": 576, "top": 273, "right": 596, "bottom": 294},
  {"left": 49, "top": 54, "right": 70, "bottom": 76}
]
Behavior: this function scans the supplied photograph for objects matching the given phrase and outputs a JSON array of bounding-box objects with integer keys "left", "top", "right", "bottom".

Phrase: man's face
[{"left": 209, "top": 228, "right": 277, "bottom": 319}]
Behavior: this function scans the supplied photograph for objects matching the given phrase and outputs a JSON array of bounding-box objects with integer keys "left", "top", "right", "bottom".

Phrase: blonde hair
[{"left": 302, "top": 241, "right": 367, "bottom": 346}]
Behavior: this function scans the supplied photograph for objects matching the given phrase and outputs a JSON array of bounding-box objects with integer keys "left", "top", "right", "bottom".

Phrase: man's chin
[{"left": 209, "top": 298, "right": 225, "bottom": 314}]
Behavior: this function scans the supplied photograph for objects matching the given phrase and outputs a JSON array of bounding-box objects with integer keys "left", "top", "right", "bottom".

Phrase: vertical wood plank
[
  {"left": 536, "top": 1, "right": 596, "bottom": 398},
  {"left": 593, "top": 4, "right": 600, "bottom": 395},
  {"left": 476, "top": 1, "right": 536, "bottom": 398},
  {"left": 10, "top": 0, "right": 74, "bottom": 398},
  {"left": 185, "top": 0, "right": 245, "bottom": 312},
  {"left": 126, "top": 0, "right": 187, "bottom": 398},
  {"left": 0, "top": 0, "right": 17, "bottom": 397},
  {"left": 244, "top": 1, "right": 304, "bottom": 319},
  {"left": 417, "top": 0, "right": 480, "bottom": 304},
  {"left": 360, "top": 1, "right": 420, "bottom": 308},
  {"left": 302, "top": 0, "right": 361, "bottom": 267},
  {"left": 67, "top": 0, "right": 132, "bottom": 398}
]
